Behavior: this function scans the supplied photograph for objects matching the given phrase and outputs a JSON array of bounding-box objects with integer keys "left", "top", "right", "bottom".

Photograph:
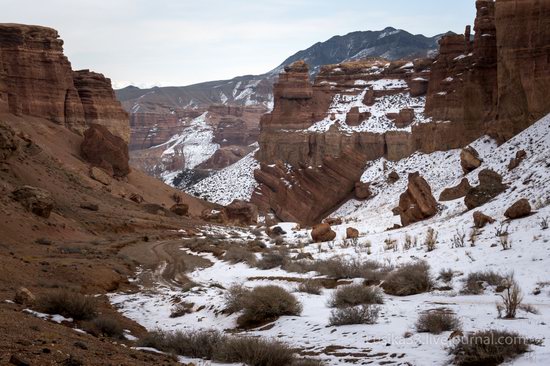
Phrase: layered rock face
[{"left": 0, "top": 24, "right": 128, "bottom": 142}]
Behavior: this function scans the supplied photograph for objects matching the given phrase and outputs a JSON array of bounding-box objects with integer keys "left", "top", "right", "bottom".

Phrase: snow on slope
[
  {"left": 157, "top": 112, "right": 220, "bottom": 184},
  {"left": 112, "top": 114, "right": 550, "bottom": 365},
  {"left": 185, "top": 145, "right": 260, "bottom": 205}
]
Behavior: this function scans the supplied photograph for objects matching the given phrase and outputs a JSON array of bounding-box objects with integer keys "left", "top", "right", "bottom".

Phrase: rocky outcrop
[
  {"left": 170, "top": 203, "right": 189, "bottom": 216},
  {"left": 0, "top": 24, "right": 128, "bottom": 140},
  {"left": 394, "top": 172, "right": 438, "bottom": 226},
  {"left": 224, "top": 200, "right": 258, "bottom": 226},
  {"left": 504, "top": 198, "right": 531, "bottom": 219},
  {"left": 464, "top": 169, "right": 507, "bottom": 210},
  {"left": 12, "top": 186, "right": 54, "bottom": 218},
  {"left": 507, "top": 150, "right": 527, "bottom": 170},
  {"left": 311, "top": 223, "right": 336, "bottom": 243},
  {"left": 354, "top": 182, "right": 372, "bottom": 200},
  {"left": 473, "top": 211, "right": 495, "bottom": 228},
  {"left": 346, "top": 227, "right": 359, "bottom": 239},
  {"left": 73, "top": 70, "right": 130, "bottom": 142},
  {"left": 460, "top": 147, "right": 483, "bottom": 174},
  {"left": 14, "top": 287, "right": 35, "bottom": 305},
  {"left": 439, "top": 178, "right": 472, "bottom": 201},
  {"left": 81, "top": 124, "right": 130, "bottom": 178}
]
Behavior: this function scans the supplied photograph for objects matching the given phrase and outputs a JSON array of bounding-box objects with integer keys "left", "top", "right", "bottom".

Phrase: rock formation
[
  {"left": 81, "top": 124, "right": 130, "bottom": 177},
  {"left": 439, "top": 178, "right": 472, "bottom": 201},
  {"left": 504, "top": 198, "right": 531, "bottom": 219},
  {"left": 508, "top": 150, "right": 527, "bottom": 170},
  {"left": 11, "top": 185, "right": 54, "bottom": 218},
  {"left": 394, "top": 172, "right": 438, "bottom": 226},
  {"left": 473, "top": 211, "right": 495, "bottom": 228},
  {"left": 460, "top": 147, "right": 483, "bottom": 174},
  {"left": 354, "top": 182, "right": 372, "bottom": 200},
  {"left": 0, "top": 24, "right": 129, "bottom": 141},
  {"left": 464, "top": 169, "right": 507, "bottom": 210},
  {"left": 224, "top": 200, "right": 258, "bottom": 226},
  {"left": 346, "top": 227, "right": 359, "bottom": 239},
  {"left": 311, "top": 223, "right": 336, "bottom": 243}
]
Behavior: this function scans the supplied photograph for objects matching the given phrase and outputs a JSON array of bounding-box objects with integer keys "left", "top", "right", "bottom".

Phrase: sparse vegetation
[
  {"left": 539, "top": 217, "right": 548, "bottom": 230},
  {"left": 415, "top": 310, "right": 461, "bottom": 334},
  {"left": 296, "top": 280, "right": 322, "bottom": 295},
  {"left": 223, "top": 246, "right": 257, "bottom": 265},
  {"left": 328, "top": 284, "right": 384, "bottom": 308},
  {"left": 381, "top": 261, "right": 433, "bottom": 296},
  {"left": 138, "top": 329, "right": 318, "bottom": 366},
  {"left": 384, "top": 237, "right": 398, "bottom": 251},
  {"left": 225, "top": 285, "right": 302, "bottom": 328},
  {"left": 451, "top": 230, "right": 466, "bottom": 248},
  {"left": 403, "top": 234, "right": 417, "bottom": 251},
  {"left": 87, "top": 316, "right": 124, "bottom": 339},
  {"left": 328, "top": 305, "right": 380, "bottom": 326},
  {"left": 438, "top": 268, "right": 454, "bottom": 283},
  {"left": 170, "top": 301, "right": 194, "bottom": 318},
  {"left": 36, "top": 290, "right": 98, "bottom": 320},
  {"left": 256, "top": 250, "right": 289, "bottom": 270},
  {"left": 499, "top": 233, "right": 512, "bottom": 250},
  {"left": 461, "top": 270, "right": 505, "bottom": 295},
  {"left": 450, "top": 330, "right": 532, "bottom": 366},
  {"left": 497, "top": 277, "right": 523, "bottom": 319},
  {"left": 469, "top": 227, "right": 480, "bottom": 247},
  {"left": 425, "top": 227, "right": 438, "bottom": 252}
]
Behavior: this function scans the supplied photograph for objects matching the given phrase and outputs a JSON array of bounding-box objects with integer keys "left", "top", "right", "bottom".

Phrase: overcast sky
[{"left": 1, "top": 0, "right": 475, "bottom": 88}]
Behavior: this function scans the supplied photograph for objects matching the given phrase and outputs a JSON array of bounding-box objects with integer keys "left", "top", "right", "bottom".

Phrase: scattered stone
[
  {"left": 464, "top": 169, "right": 507, "bottom": 210},
  {"left": 346, "top": 227, "right": 359, "bottom": 239},
  {"left": 11, "top": 186, "right": 54, "bottom": 218},
  {"left": 388, "top": 171, "right": 400, "bottom": 183},
  {"left": 504, "top": 198, "right": 531, "bottom": 219},
  {"left": 311, "top": 223, "right": 336, "bottom": 243},
  {"left": 269, "top": 226, "right": 287, "bottom": 237},
  {"left": 507, "top": 149, "right": 527, "bottom": 170},
  {"left": 79, "top": 203, "right": 99, "bottom": 211},
  {"left": 460, "top": 146, "right": 483, "bottom": 174},
  {"left": 354, "top": 182, "right": 372, "bottom": 200},
  {"left": 394, "top": 172, "right": 438, "bottom": 226},
  {"left": 170, "top": 203, "right": 189, "bottom": 216},
  {"left": 439, "top": 178, "right": 471, "bottom": 201},
  {"left": 473, "top": 211, "right": 495, "bottom": 228},
  {"left": 324, "top": 217, "right": 342, "bottom": 226},
  {"left": 129, "top": 193, "right": 143, "bottom": 204},
  {"left": 89, "top": 167, "right": 111, "bottom": 185},
  {"left": 14, "top": 287, "right": 35, "bottom": 305}
]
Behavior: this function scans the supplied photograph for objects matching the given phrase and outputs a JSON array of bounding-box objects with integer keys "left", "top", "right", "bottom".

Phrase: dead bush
[
  {"left": 224, "top": 284, "right": 250, "bottom": 314},
  {"left": 256, "top": 250, "right": 289, "bottom": 270},
  {"left": 461, "top": 270, "right": 505, "bottom": 295},
  {"left": 450, "top": 330, "right": 531, "bottom": 366},
  {"left": 309, "top": 257, "right": 390, "bottom": 281},
  {"left": 297, "top": 280, "right": 322, "bottom": 295},
  {"left": 415, "top": 310, "right": 461, "bottom": 334},
  {"left": 328, "top": 284, "right": 383, "bottom": 308},
  {"left": 236, "top": 285, "right": 302, "bottom": 328},
  {"left": 170, "top": 301, "right": 194, "bottom": 318},
  {"left": 381, "top": 261, "right": 433, "bottom": 296},
  {"left": 87, "top": 315, "right": 124, "bottom": 338},
  {"left": 223, "top": 246, "right": 256, "bottom": 265},
  {"left": 425, "top": 227, "right": 438, "bottom": 252},
  {"left": 329, "top": 305, "right": 380, "bottom": 326},
  {"left": 36, "top": 290, "right": 97, "bottom": 320},
  {"left": 497, "top": 277, "right": 523, "bottom": 319},
  {"left": 216, "top": 336, "right": 295, "bottom": 366},
  {"left": 138, "top": 329, "right": 224, "bottom": 359},
  {"left": 438, "top": 268, "right": 454, "bottom": 283}
]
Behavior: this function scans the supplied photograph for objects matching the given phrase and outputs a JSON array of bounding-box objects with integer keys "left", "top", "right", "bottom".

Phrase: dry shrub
[
  {"left": 461, "top": 270, "right": 505, "bottom": 295},
  {"left": 297, "top": 257, "right": 390, "bottom": 281},
  {"left": 87, "top": 315, "right": 124, "bottom": 338},
  {"left": 138, "top": 329, "right": 223, "bottom": 359},
  {"left": 329, "top": 305, "right": 380, "bottom": 326},
  {"left": 450, "top": 330, "right": 532, "bottom": 366},
  {"left": 438, "top": 268, "right": 455, "bottom": 283},
  {"left": 223, "top": 246, "right": 256, "bottom": 265},
  {"left": 224, "top": 284, "right": 250, "bottom": 314},
  {"left": 415, "top": 310, "right": 461, "bottom": 334},
  {"left": 425, "top": 227, "right": 438, "bottom": 252},
  {"left": 36, "top": 290, "right": 97, "bottom": 320},
  {"left": 381, "top": 261, "right": 433, "bottom": 296},
  {"left": 297, "top": 280, "right": 322, "bottom": 295},
  {"left": 170, "top": 301, "right": 194, "bottom": 318},
  {"left": 328, "top": 284, "right": 383, "bottom": 308},
  {"left": 236, "top": 285, "right": 302, "bottom": 328},
  {"left": 216, "top": 336, "right": 294, "bottom": 366},
  {"left": 497, "top": 277, "right": 523, "bottom": 319},
  {"left": 256, "top": 250, "right": 289, "bottom": 270}
]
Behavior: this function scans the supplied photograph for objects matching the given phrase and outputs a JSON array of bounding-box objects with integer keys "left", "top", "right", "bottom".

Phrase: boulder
[
  {"left": 395, "top": 109, "right": 415, "bottom": 128},
  {"left": 223, "top": 200, "right": 258, "bottom": 226},
  {"left": 129, "top": 193, "right": 144, "bottom": 204},
  {"left": 311, "top": 223, "right": 336, "bottom": 243},
  {"left": 89, "top": 167, "right": 112, "bottom": 185},
  {"left": 388, "top": 171, "right": 400, "bottom": 183},
  {"left": 79, "top": 203, "right": 99, "bottom": 211},
  {"left": 439, "top": 178, "right": 472, "bottom": 201},
  {"left": 14, "top": 287, "right": 35, "bottom": 305},
  {"left": 269, "top": 226, "right": 287, "bottom": 237},
  {"left": 473, "top": 211, "right": 495, "bottom": 228},
  {"left": 170, "top": 203, "right": 189, "bottom": 216},
  {"left": 394, "top": 172, "right": 438, "bottom": 226},
  {"left": 354, "top": 182, "right": 372, "bottom": 200},
  {"left": 504, "top": 199, "right": 531, "bottom": 219},
  {"left": 345, "top": 107, "right": 370, "bottom": 126},
  {"left": 12, "top": 186, "right": 54, "bottom": 218},
  {"left": 507, "top": 150, "right": 527, "bottom": 170},
  {"left": 464, "top": 169, "right": 506, "bottom": 210},
  {"left": 324, "top": 217, "right": 342, "bottom": 226},
  {"left": 460, "top": 146, "right": 483, "bottom": 174},
  {"left": 200, "top": 208, "right": 226, "bottom": 224},
  {"left": 346, "top": 227, "right": 359, "bottom": 239},
  {"left": 81, "top": 124, "right": 130, "bottom": 178}
]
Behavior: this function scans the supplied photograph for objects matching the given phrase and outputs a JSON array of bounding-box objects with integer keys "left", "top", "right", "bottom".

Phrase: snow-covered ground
[{"left": 112, "top": 114, "right": 550, "bottom": 365}]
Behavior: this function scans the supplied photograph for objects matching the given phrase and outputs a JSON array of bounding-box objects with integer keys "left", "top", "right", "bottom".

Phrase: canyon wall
[{"left": 0, "top": 24, "right": 128, "bottom": 142}]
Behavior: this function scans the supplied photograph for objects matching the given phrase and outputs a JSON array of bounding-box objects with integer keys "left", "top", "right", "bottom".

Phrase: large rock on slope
[
  {"left": 464, "top": 169, "right": 507, "bottom": 210},
  {"left": 439, "top": 178, "right": 472, "bottom": 201},
  {"left": 394, "top": 172, "right": 438, "bottom": 226},
  {"left": 473, "top": 211, "right": 495, "bottom": 228},
  {"left": 460, "top": 147, "right": 483, "bottom": 174},
  {"left": 81, "top": 124, "right": 130, "bottom": 177},
  {"left": 504, "top": 199, "right": 531, "bottom": 219},
  {"left": 12, "top": 186, "right": 54, "bottom": 218},
  {"left": 311, "top": 223, "right": 336, "bottom": 243},
  {"left": 223, "top": 200, "right": 258, "bottom": 226}
]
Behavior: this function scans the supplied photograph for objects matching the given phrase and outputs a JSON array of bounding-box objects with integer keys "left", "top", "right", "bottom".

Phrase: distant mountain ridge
[{"left": 116, "top": 27, "right": 444, "bottom": 112}]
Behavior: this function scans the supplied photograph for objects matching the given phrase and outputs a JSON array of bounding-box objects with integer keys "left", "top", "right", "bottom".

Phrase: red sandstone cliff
[{"left": 0, "top": 23, "right": 129, "bottom": 142}]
